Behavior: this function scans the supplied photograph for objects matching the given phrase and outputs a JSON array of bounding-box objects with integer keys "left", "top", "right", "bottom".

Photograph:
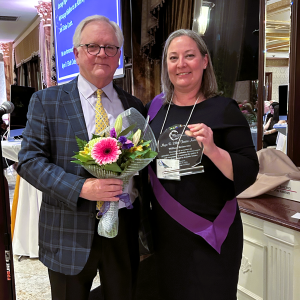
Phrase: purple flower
[
  {"left": 118, "top": 136, "right": 134, "bottom": 149},
  {"left": 110, "top": 128, "right": 117, "bottom": 138},
  {"left": 118, "top": 136, "right": 127, "bottom": 144},
  {"left": 122, "top": 142, "right": 134, "bottom": 150}
]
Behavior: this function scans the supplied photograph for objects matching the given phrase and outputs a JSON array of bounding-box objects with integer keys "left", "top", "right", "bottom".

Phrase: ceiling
[
  {"left": 266, "top": 0, "right": 291, "bottom": 58},
  {"left": 0, "top": 0, "right": 46, "bottom": 43},
  {"left": 0, "top": 0, "right": 291, "bottom": 59}
]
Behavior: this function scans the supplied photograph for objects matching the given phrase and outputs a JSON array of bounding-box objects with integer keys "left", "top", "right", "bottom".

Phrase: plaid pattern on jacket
[{"left": 17, "top": 77, "right": 153, "bottom": 275}]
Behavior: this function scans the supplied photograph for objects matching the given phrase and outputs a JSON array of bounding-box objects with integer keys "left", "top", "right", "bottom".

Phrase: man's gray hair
[
  {"left": 161, "top": 29, "right": 218, "bottom": 103},
  {"left": 73, "top": 15, "right": 124, "bottom": 48}
]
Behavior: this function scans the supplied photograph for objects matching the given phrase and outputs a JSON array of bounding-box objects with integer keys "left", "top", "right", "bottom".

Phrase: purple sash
[{"left": 147, "top": 93, "right": 237, "bottom": 254}]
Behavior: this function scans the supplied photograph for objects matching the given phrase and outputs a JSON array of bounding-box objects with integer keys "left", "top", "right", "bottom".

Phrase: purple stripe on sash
[
  {"left": 148, "top": 93, "right": 164, "bottom": 122},
  {"left": 149, "top": 166, "right": 237, "bottom": 254}
]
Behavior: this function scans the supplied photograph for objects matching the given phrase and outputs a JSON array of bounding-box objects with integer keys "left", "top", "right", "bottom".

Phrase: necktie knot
[{"left": 97, "top": 89, "right": 103, "bottom": 99}]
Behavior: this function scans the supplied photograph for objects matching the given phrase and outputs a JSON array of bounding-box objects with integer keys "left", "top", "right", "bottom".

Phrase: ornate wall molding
[
  {"left": 0, "top": 43, "right": 12, "bottom": 58},
  {"left": 0, "top": 42, "right": 13, "bottom": 101},
  {"left": 238, "top": 285, "right": 263, "bottom": 300},
  {"left": 35, "top": 0, "right": 55, "bottom": 87},
  {"left": 241, "top": 255, "right": 253, "bottom": 274},
  {"left": 35, "top": 0, "right": 52, "bottom": 27}
]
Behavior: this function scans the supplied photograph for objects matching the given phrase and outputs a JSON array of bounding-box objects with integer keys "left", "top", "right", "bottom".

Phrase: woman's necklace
[{"left": 159, "top": 94, "right": 200, "bottom": 160}]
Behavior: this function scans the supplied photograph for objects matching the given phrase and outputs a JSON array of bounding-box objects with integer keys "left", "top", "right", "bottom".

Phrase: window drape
[
  {"left": 14, "top": 25, "right": 39, "bottom": 68},
  {"left": 141, "top": 0, "right": 194, "bottom": 62},
  {"left": 134, "top": 0, "right": 194, "bottom": 103},
  {"left": 16, "top": 57, "right": 41, "bottom": 92}
]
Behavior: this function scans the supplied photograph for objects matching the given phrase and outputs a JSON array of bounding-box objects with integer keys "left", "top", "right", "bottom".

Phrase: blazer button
[{"left": 89, "top": 213, "right": 95, "bottom": 218}]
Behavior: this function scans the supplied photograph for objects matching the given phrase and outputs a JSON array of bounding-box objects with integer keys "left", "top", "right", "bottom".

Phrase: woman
[
  {"left": 263, "top": 102, "right": 280, "bottom": 148},
  {"left": 147, "top": 29, "right": 259, "bottom": 300}
]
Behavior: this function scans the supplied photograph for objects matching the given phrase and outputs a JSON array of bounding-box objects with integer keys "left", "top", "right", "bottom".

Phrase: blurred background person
[
  {"left": 263, "top": 100, "right": 271, "bottom": 125},
  {"left": 263, "top": 101, "right": 280, "bottom": 148}
]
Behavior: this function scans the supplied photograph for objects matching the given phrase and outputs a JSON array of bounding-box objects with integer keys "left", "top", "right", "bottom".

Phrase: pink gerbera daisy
[{"left": 91, "top": 137, "right": 121, "bottom": 165}]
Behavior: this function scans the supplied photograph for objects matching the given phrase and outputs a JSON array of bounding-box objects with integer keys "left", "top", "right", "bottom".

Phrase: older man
[{"left": 17, "top": 15, "right": 149, "bottom": 300}]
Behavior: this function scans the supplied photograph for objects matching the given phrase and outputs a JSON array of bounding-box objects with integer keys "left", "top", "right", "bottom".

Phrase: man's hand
[{"left": 79, "top": 178, "right": 123, "bottom": 201}]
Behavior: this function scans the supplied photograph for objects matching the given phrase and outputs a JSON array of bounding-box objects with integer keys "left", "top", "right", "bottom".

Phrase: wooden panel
[
  {"left": 238, "top": 194, "right": 300, "bottom": 232},
  {"left": 287, "top": 0, "right": 300, "bottom": 166},
  {"left": 256, "top": 0, "right": 266, "bottom": 150}
]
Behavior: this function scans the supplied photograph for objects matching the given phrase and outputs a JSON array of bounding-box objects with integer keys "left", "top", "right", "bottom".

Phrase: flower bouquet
[{"left": 72, "top": 108, "right": 157, "bottom": 238}]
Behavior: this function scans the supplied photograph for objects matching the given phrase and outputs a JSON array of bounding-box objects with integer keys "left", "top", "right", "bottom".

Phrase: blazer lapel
[
  {"left": 61, "top": 77, "right": 89, "bottom": 142},
  {"left": 114, "top": 84, "right": 130, "bottom": 110}
]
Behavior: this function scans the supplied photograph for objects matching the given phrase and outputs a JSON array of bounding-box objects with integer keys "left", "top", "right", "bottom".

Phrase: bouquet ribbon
[{"left": 96, "top": 193, "right": 133, "bottom": 218}]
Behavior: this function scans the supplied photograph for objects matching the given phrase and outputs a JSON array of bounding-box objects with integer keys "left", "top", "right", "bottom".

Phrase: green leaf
[
  {"left": 136, "top": 149, "right": 151, "bottom": 156},
  {"left": 120, "top": 159, "right": 133, "bottom": 170},
  {"left": 72, "top": 153, "right": 94, "bottom": 162},
  {"left": 127, "top": 132, "right": 134, "bottom": 140},
  {"left": 127, "top": 149, "right": 150, "bottom": 159},
  {"left": 91, "top": 133, "right": 107, "bottom": 140},
  {"left": 75, "top": 136, "right": 87, "bottom": 151},
  {"left": 103, "top": 162, "right": 122, "bottom": 173},
  {"left": 127, "top": 152, "right": 139, "bottom": 159},
  {"left": 70, "top": 160, "right": 84, "bottom": 165},
  {"left": 143, "top": 150, "right": 157, "bottom": 158},
  {"left": 118, "top": 123, "right": 137, "bottom": 138},
  {"left": 140, "top": 140, "right": 151, "bottom": 147},
  {"left": 84, "top": 160, "right": 98, "bottom": 165}
]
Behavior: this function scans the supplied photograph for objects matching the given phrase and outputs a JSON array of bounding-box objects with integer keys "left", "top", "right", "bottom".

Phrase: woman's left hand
[{"left": 185, "top": 123, "right": 217, "bottom": 156}]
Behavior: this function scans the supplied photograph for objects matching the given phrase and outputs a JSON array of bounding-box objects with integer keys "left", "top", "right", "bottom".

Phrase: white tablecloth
[
  {"left": 1, "top": 140, "right": 21, "bottom": 161},
  {"left": 1, "top": 140, "right": 42, "bottom": 258}
]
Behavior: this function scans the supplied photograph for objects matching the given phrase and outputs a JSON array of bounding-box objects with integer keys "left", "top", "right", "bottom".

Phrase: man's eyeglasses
[{"left": 78, "top": 43, "right": 120, "bottom": 57}]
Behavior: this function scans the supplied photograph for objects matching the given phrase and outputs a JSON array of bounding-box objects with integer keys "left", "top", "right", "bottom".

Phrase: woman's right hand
[
  {"left": 185, "top": 123, "right": 217, "bottom": 156},
  {"left": 185, "top": 123, "right": 234, "bottom": 180}
]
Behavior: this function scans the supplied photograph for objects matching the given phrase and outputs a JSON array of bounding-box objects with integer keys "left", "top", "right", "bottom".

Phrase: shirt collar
[{"left": 77, "top": 74, "right": 113, "bottom": 102}]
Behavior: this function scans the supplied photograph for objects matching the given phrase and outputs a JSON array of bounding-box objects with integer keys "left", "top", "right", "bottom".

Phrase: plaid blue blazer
[{"left": 17, "top": 77, "right": 152, "bottom": 275}]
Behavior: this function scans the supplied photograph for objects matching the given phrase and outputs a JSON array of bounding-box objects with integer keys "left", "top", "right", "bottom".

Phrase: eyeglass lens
[{"left": 87, "top": 44, "right": 118, "bottom": 57}]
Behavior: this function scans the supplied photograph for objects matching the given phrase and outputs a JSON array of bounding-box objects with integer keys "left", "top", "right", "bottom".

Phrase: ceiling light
[{"left": 198, "top": 1, "right": 215, "bottom": 36}]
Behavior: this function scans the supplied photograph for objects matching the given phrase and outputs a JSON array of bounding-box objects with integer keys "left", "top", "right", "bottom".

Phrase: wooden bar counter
[
  {"left": 238, "top": 194, "right": 300, "bottom": 232},
  {"left": 236, "top": 194, "right": 300, "bottom": 300}
]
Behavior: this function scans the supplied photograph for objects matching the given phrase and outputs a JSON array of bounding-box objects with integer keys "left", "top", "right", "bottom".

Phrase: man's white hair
[{"left": 73, "top": 15, "right": 124, "bottom": 48}]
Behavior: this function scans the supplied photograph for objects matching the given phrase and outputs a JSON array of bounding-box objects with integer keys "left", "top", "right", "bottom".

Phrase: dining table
[{"left": 1, "top": 140, "right": 42, "bottom": 258}]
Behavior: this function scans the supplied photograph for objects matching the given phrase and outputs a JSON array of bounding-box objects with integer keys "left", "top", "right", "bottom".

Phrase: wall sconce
[{"left": 198, "top": 1, "right": 215, "bottom": 35}]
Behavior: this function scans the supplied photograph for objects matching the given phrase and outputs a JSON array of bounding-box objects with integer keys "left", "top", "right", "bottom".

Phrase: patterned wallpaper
[
  {"left": 233, "top": 63, "right": 289, "bottom": 109},
  {"left": 265, "top": 65, "right": 289, "bottom": 102}
]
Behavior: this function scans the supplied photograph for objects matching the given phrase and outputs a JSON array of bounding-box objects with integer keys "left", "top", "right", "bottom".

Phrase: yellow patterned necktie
[
  {"left": 95, "top": 89, "right": 109, "bottom": 212},
  {"left": 95, "top": 89, "right": 109, "bottom": 134}
]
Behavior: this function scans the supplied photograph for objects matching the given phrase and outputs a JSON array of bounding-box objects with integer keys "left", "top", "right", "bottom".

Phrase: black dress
[
  {"left": 148, "top": 96, "right": 259, "bottom": 300},
  {"left": 263, "top": 114, "right": 278, "bottom": 148}
]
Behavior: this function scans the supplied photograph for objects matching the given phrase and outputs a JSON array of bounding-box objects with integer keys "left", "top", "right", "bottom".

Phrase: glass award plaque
[{"left": 157, "top": 124, "right": 204, "bottom": 180}]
